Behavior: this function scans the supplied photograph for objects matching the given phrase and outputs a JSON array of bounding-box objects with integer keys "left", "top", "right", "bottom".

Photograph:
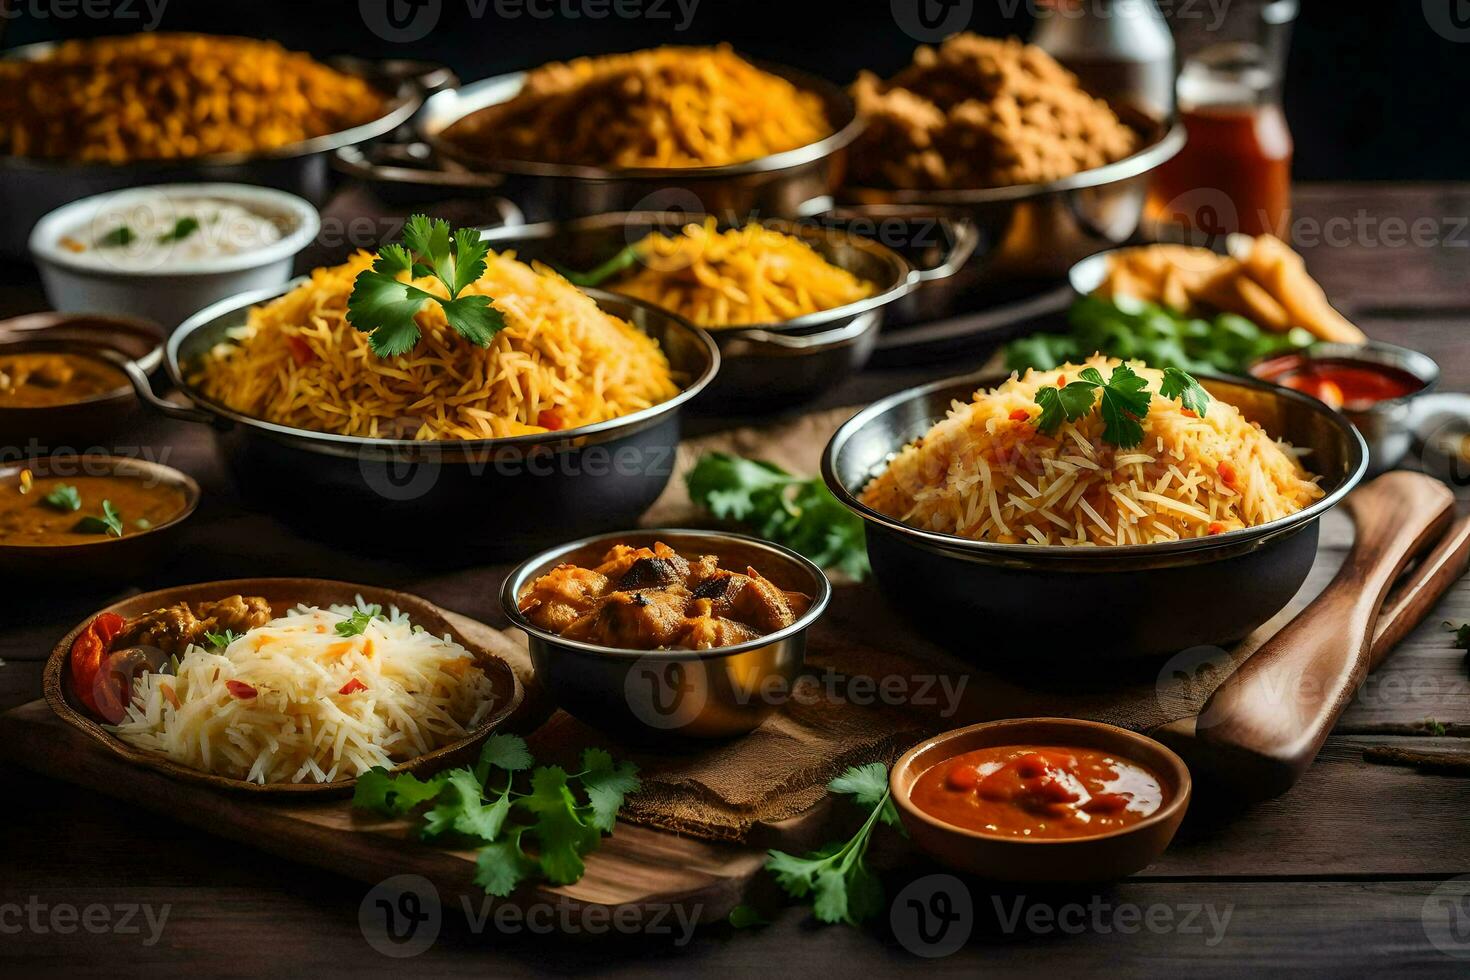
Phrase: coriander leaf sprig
[
  {"left": 334, "top": 604, "right": 382, "bottom": 638},
  {"left": 1033, "top": 363, "right": 1210, "bottom": 449},
  {"left": 1159, "top": 366, "right": 1211, "bottom": 417},
  {"left": 75, "top": 499, "right": 124, "bottom": 537},
  {"left": 42, "top": 484, "right": 81, "bottom": 512},
  {"left": 686, "top": 453, "right": 869, "bottom": 580},
  {"left": 763, "top": 762, "right": 904, "bottom": 926},
  {"left": 352, "top": 734, "right": 639, "bottom": 898},
  {"left": 346, "top": 215, "right": 507, "bottom": 357}
]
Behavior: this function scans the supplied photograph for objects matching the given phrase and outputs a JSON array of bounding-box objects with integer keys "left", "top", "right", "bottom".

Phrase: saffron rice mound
[
  {"left": 612, "top": 220, "right": 877, "bottom": 328},
  {"left": 441, "top": 45, "right": 831, "bottom": 169},
  {"left": 860, "top": 357, "right": 1323, "bottom": 546},
  {"left": 192, "top": 251, "right": 680, "bottom": 440},
  {"left": 0, "top": 33, "right": 384, "bottom": 163},
  {"left": 111, "top": 601, "right": 498, "bottom": 784}
]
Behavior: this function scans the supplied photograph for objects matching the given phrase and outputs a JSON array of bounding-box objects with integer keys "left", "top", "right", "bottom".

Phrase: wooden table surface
[{"left": 4, "top": 184, "right": 1469, "bottom": 977}]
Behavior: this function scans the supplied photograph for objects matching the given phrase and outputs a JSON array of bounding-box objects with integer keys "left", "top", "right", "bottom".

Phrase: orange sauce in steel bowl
[
  {"left": 1252, "top": 356, "right": 1425, "bottom": 412},
  {"left": 908, "top": 744, "right": 1168, "bottom": 840}
]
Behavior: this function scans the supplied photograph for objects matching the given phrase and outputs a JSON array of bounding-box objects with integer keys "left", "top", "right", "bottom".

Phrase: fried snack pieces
[{"left": 1094, "top": 237, "right": 1366, "bottom": 344}]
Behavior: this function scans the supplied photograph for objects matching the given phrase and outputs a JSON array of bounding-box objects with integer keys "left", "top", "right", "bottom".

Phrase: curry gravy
[
  {"left": 0, "top": 352, "right": 129, "bottom": 408},
  {"left": 0, "top": 472, "right": 188, "bottom": 546}
]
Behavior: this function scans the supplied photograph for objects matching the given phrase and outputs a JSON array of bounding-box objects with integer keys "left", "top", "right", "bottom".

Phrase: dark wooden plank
[
  {"left": 1, "top": 870, "right": 1466, "bottom": 976},
  {"left": 1291, "top": 184, "right": 1470, "bottom": 311},
  {"left": 1147, "top": 737, "right": 1470, "bottom": 878}
]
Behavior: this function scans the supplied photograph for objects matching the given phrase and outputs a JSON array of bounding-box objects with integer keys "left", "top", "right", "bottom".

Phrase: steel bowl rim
[
  {"left": 0, "top": 338, "right": 139, "bottom": 411},
  {"left": 162, "top": 279, "right": 720, "bottom": 454},
  {"left": 422, "top": 59, "right": 863, "bottom": 180},
  {"left": 841, "top": 116, "right": 1186, "bottom": 206},
  {"left": 0, "top": 41, "right": 422, "bottom": 173},
  {"left": 477, "top": 210, "right": 955, "bottom": 336},
  {"left": 822, "top": 367, "right": 1369, "bottom": 563},
  {"left": 1250, "top": 339, "right": 1443, "bottom": 415},
  {"left": 500, "top": 527, "right": 833, "bottom": 661}
]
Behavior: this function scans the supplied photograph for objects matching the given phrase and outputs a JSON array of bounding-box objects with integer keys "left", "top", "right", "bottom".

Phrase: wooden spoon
[
  {"left": 1160, "top": 471, "right": 1455, "bottom": 800},
  {"left": 1370, "top": 512, "right": 1470, "bottom": 666}
]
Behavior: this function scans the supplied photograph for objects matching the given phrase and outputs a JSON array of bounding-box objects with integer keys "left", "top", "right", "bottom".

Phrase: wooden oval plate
[{"left": 43, "top": 577, "right": 524, "bottom": 796}]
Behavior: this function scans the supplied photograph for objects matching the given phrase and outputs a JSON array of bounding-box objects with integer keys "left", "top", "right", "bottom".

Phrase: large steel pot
[
  {"left": 836, "top": 109, "right": 1187, "bottom": 322},
  {"left": 477, "top": 212, "right": 975, "bottom": 410},
  {"left": 823, "top": 370, "right": 1367, "bottom": 662},
  {"left": 0, "top": 44, "right": 429, "bottom": 259},
  {"left": 122, "top": 283, "right": 719, "bottom": 559},
  {"left": 415, "top": 62, "right": 863, "bottom": 222}
]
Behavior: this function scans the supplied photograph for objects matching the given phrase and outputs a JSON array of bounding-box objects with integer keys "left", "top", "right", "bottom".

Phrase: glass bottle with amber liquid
[{"left": 1146, "top": 0, "right": 1297, "bottom": 241}]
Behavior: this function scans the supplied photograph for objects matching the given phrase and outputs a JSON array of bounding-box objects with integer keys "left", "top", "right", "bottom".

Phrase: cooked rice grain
[
  {"left": 860, "top": 356, "right": 1323, "bottom": 546},
  {"left": 193, "top": 251, "right": 679, "bottom": 440},
  {"left": 112, "top": 601, "right": 496, "bottom": 784},
  {"left": 613, "top": 220, "right": 877, "bottom": 328}
]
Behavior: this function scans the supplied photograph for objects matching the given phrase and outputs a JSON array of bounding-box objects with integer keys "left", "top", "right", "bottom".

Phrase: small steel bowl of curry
[
  {"left": 501, "top": 529, "right": 832, "bottom": 740},
  {"left": 1251, "top": 340, "right": 1439, "bottom": 475},
  {"left": 0, "top": 312, "right": 166, "bottom": 451},
  {"left": 0, "top": 454, "right": 199, "bottom": 583},
  {"left": 891, "top": 718, "right": 1191, "bottom": 882}
]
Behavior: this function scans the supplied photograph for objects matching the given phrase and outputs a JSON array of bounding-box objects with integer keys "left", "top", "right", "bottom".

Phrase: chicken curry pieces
[{"left": 518, "top": 542, "right": 813, "bottom": 650}]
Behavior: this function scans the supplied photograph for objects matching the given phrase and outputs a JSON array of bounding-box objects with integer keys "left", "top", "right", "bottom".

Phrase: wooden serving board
[{"left": 0, "top": 697, "right": 771, "bottom": 926}]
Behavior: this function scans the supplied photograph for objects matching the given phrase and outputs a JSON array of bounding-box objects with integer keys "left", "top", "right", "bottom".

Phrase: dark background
[{"left": 0, "top": 0, "right": 1465, "bottom": 180}]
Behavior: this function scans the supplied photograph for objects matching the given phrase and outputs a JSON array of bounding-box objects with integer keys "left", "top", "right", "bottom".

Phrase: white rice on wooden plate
[{"left": 111, "top": 599, "right": 496, "bottom": 784}]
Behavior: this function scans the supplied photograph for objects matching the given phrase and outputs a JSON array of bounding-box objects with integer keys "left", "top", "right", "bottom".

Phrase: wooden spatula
[{"left": 1153, "top": 471, "right": 1462, "bottom": 801}]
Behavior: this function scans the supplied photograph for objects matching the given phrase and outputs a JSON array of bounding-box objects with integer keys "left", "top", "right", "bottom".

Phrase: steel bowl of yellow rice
[
  {"left": 477, "top": 212, "right": 975, "bottom": 409},
  {"left": 823, "top": 357, "right": 1367, "bottom": 661},
  {"left": 129, "top": 246, "right": 718, "bottom": 557}
]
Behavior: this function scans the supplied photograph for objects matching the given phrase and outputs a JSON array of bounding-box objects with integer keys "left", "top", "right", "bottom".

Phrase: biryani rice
[
  {"left": 193, "top": 250, "right": 680, "bottom": 440},
  {"left": 441, "top": 45, "right": 831, "bottom": 169},
  {"left": 860, "top": 356, "right": 1323, "bottom": 546},
  {"left": 613, "top": 219, "right": 878, "bottom": 328},
  {"left": 0, "top": 33, "right": 384, "bottom": 163},
  {"left": 111, "top": 600, "right": 497, "bottom": 784}
]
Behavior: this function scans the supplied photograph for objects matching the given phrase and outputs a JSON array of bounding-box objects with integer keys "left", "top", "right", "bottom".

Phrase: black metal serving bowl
[
  {"left": 477, "top": 212, "right": 975, "bottom": 410},
  {"left": 123, "top": 283, "right": 718, "bottom": 559},
  {"left": 0, "top": 43, "right": 429, "bottom": 260},
  {"left": 418, "top": 61, "right": 863, "bottom": 222},
  {"left": 822, "top": 371, "right": 1368, "bottom": 663}
]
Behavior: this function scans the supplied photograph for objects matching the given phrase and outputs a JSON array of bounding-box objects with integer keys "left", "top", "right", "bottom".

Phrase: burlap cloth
[{"left": 507, "top": 408, "right": 1350, "bottom": 843}]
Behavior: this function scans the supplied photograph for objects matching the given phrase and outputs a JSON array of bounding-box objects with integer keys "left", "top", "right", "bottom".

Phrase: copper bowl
[
  {"left": 0, "top": 454, "right": 198, "bottom": 584},
  {"left": 891, "top": 717, "right": 1191, "bottom": 883},
  {"left": 0, "top": 312, "right": 164, "bottom": 453}
]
